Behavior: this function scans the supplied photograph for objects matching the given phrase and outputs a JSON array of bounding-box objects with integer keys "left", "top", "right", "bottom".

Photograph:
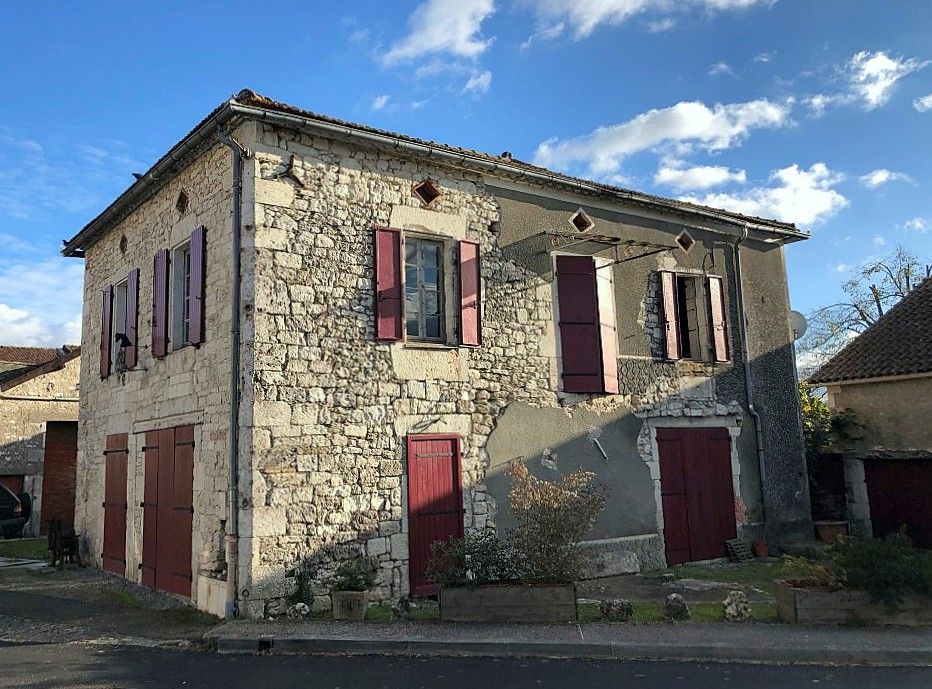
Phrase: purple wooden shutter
[
  {"left": 152, "top": 250, "right": 169, "bottom": 359},
  {"left": 374, "top": 227, "right": 403, "bottom": 341},
  {"left": 125, "top": 268, "right": 139, "bottom": 369},
  {"left": 458, "top": 240, "right": 481, "bottom": 346},
  {"left": 595, "top": 262, "right": 619, "bottom": 393},
  {"left": 659, "top": 271, "right": 681, "bottom": 360},
  {"left": 556, "top": 255, "right": 606, "bottom": 393},
  {"left": 188, "top": 226, "right": 206, "bottom": 345},
  {"left": 100, "top": 285, "right": 113, "bottom": 379},
  {"left": 707, "top": 275, "right": 730, "bottom": 362}
]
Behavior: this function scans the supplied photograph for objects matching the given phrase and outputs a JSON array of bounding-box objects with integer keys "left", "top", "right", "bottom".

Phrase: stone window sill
[{"left": 403, "top": 341, "right": 460, "bottom": 351}]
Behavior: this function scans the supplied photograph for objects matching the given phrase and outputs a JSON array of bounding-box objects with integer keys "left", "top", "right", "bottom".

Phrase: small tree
[{"left": 799, "top": 383, "right": 832, "bottom": 457}]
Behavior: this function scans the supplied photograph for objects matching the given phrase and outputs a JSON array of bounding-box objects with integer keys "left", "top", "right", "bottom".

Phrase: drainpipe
[
  {"left": 217, "top": 125, "right": 251, "bottom": 618},
  {"left": 733, "top": 226, "right": 768, "bottom": 534}
]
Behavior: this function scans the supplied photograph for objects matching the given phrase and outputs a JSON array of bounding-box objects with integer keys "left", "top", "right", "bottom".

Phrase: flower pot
[
  {"left": 814, "top": 520, "right": 848, "bottom": 544},
  {"left": 753, "top": 541, "right": 769, "bottom": 558},
  {"left": 331, "top": 590, "right": 368, "bottom": 621}
]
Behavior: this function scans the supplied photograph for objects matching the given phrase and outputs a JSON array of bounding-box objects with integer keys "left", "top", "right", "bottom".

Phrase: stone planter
[
  {"left": 775, "top": 580, "right": 932, "bottom": 626},
  {"left": 814, "top": 520, "right": 848, "bottom": 544},
  {"left": 440, "top": 585, "right": 577, "bottom": 622},
  {"left": 331, "top": 590, "right": 368, "bottom": 621}
]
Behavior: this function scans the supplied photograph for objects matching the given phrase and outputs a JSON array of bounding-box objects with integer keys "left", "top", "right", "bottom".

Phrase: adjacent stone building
[
  {"left": 0, "top": 346, "right": 80, "bottom": 535},
  {"left": 63, "top": 90, "right": 811, "bottom": 617}
]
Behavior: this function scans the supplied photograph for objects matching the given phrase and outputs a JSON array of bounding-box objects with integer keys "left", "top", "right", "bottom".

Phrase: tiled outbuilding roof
[
  {"left": 0, "top": 345, "right": 80, "bottom": 391},
  {"left": 0, "top": 346, "right": 61, "bottom": 367},
  {"left": 809, "top": 278, "right": 932, "bottom": 385}
]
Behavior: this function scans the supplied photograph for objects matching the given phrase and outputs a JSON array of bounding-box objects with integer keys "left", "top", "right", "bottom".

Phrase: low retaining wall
[
  {"left": 440, "top": 585, "right": 577, "bottom": 622},
  {"left": 578, "top": 534, "right": 666, "bottom": 578},
  {"left": 775, "top": 581, "right": 932, "bottom": 626}
]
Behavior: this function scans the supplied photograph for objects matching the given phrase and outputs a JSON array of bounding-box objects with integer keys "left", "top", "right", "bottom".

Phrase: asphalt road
[{"left": 1, "top": 642, "right": 930, "bottom": 689}]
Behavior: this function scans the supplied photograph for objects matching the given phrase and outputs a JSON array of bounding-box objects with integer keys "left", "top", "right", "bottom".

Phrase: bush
[
  {"left": 426, "top": 528, "right": 520, "bottom": 588},
  {"left": 331, "top": 557, "right": 379, "bottom": 592}
]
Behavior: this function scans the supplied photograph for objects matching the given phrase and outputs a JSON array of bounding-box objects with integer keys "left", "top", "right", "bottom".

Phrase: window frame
[
  {"left": 169, "top": 241, "right": 192, "bottom": 351},
  {"left": 404, "top": 235, "right": 448, "bottom": 343},
  {"left": 671, "top": 273, "right": 714, "bottom": 363},
  {"left": 112, "top": 279, "right": 128, "bottom": 370}
]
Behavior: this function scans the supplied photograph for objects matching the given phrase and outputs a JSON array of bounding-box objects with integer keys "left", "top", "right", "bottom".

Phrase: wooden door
[
  {"left": 407, "top": 434, "right": 464, "bottom": 597},
  {"left": 864, "top": 459, "right": 932, "bottom": 549},
  {"left": 658, "top": 427, "right": 736, "bottom": 565},
  {"left": 142, "top": 426, "right": 194, "bottom": 597},
  {"left": 41, "top": 421, "right": 78, "bottom": 533},
  {"left": 102, "top": 433, "right": 128, "bottom": 575}
]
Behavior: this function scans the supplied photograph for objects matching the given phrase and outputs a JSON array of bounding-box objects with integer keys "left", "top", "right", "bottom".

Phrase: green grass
[
  {"left": 670, "top": 561, "right": 782, "bottom": 595},
  {"left": 104, "top": 589, "right": 144, "bottom": 608},
  {"left": 580, "top": 600, "right": 777, "bottom": 623},
  {"left": 0, "top": 538, "right": 51, "bottom": 561}
]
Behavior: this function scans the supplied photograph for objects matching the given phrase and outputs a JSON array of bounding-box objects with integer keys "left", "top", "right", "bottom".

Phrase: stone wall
[
  {"left": 0, "top": 358, "right": 79, "bottom": 534},
  {"left": 75, "top": 137, "right": 243, "bottom": 612},
  {"left": 827, "top": 377, "right": 932, "bottom": 451}
]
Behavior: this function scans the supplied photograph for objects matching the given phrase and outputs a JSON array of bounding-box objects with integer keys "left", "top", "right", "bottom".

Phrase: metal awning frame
[{"left": 537, "top": 230, "right": 676, "bottom": 268}]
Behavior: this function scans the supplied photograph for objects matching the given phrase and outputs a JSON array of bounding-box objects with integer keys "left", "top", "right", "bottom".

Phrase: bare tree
[{"left": 799, "top": 246, "right": 930, "bottom": 377}]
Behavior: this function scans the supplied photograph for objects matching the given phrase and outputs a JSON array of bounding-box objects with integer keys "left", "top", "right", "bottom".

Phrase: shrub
[
  {"left": 331, "top": 557, "right": 379, "bottom": 592},
  {"left": 426, "top": 528, "right": 520, "bottom": 588}
]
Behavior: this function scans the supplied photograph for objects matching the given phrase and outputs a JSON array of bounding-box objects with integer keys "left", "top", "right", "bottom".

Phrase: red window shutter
[
  {"left": 595, "top": 262, "right": 619, "bottom": 393},
  {"left": 99, "top": 285, "right": 113, "bottom": 379},
  {"left": 707, "top": 275, "right": 730, "bottom": 362},
  {"left": 152, "top": 250, "right": 169, "bottom": 359},
  {"left": 188, "top": 226, "right": 206, "bottom": 345},
  {"left": 458, "top": 240, "right": 481, "bottom": 346},
  {"left": 659, "top": 271, "right": 681, "bottom": 360},
  {"left": 556, "top": 255, "right": 613, "bottom": 393},
  {"left": 374, "top": 227, "right": 403, "bottom": 341},
  {"left": 125, "top": 268, "right": 139, "bottom": 369}
]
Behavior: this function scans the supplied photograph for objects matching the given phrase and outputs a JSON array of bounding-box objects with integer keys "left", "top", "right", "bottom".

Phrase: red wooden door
[
  {"left": 407, "top": 434, "right": 464, "bottom": 597},
  {"left": 142, "top": 426, "right": 194, "bottom": 597},
  {"left": 102, "top": 433, "right": 128, "bottom": 575},
  {"left": 864, "top": 459, "right": 932, "bottom": 549},
  {"left": 0, "top": 475, "right": 24, "bottom": 494},
  {"left": 41, "top": 421, "right": 78, "bottom": 534},
  {"left": 658, "top": 428, "right": 736, "bottom": 565}
]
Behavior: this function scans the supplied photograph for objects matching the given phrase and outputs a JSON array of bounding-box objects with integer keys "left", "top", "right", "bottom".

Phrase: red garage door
[
  {"left": 102, "top": 433, "right": 128, "bottom": 575},
  {"left": 142, "top": 426, "right": 194, "bottom": 597},
  {"left": 42, "top": 421, "right": 78, "bottom": 534},
  {"left": 658, "top": 427, "right": 737, "bottom": 565},
  {"left": 864, "top": 459, "right": 932, "bottom": 549},
  {"left": 407, "top": 434, "right": 464, "bottom": 597}
]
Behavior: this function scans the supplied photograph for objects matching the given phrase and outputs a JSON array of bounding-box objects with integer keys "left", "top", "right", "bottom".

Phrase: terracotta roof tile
[
  {"left": 0, "top": 346, "right": 60, "bottom": 366},
  {"left": 809, "top": 278, "right": 932, "bottom": 384}
]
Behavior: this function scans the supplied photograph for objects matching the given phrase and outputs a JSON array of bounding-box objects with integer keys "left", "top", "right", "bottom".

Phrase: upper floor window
[
  {"left": 170, "top": 241, "right": 192, "bottom": 350},
  {"left": 660, "top": 271, "right": 730, "bottom": 363},
  {"left": 112, "top": 280, "right": 128, "bottom": 370},
  {"left": 405, "top": 237, "right": 445, "bottom": 341}
]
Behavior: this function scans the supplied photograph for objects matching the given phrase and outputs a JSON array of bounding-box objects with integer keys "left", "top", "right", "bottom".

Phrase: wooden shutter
[
  {"left": 595, "top": 262, "right": 619, "bottom": 393},
  {"left": 458, "top": 240, "right": 481, "bottom": 346},
  {"left": 167, "top": 425, "right": 195, "bottom": 597},
  {"left": 141, "top": 429, "right": 161, "bottom": 587},
  {"left": 556, "top": 255, "right": 607, "bottom": 393},
  {"left": 707, "top": 275, "right": 730, "bottom": 362},
  {"left": 151, "top": 250, "right": 169, "bottom": 359},
  {"left": 659, "top": 271, "right": 681, "bottom": 360},
  {"left": 99, "top": 285, "right": 113, "bottom": 378},
  {"left": 374, "top": 227, "right": 403, "bottom": 341},
  {"left": 125, "top": 268, "right": 139, "bottom": 369},
  {"left": 102, "top": 433, "right": 128, "bottom": 574},
  {"left": 188, "top": 226, "right": 206, "bottom": 346}
]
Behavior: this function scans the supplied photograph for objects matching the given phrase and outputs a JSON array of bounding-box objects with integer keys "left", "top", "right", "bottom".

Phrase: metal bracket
[{"left": 268, "top": 153, "right": 306, "bottom": 187}]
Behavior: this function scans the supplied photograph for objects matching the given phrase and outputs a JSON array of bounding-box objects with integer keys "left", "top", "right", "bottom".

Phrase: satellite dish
[{"left": 789, "top": 310, "right": 808, "bottom": 341}]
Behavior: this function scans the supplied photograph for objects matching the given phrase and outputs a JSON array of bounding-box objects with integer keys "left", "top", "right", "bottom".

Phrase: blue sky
[{"left": 0, "top": 0, "right": 930, "bottom": 345}]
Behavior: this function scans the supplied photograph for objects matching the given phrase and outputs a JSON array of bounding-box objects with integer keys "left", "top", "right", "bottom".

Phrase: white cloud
[
  {"left": 803, "top": 93, "right": 839, "bottom": 118},
  {"left": 859, "top": 168, "right": 912, "bottom": 188},
  {"left": 0, "top": 303, "right": 80, "bottom": 347},
  {"left": 382, "top": 0, "right": 495, "bottom": 66},
  {"left": 903, "top": 217, "right": 929, "bottom": 232},
  {"left": 708, "top": 61, "right": 735, "bottom": 77},
  {"left": 461, "top": 70, "right": 492, "bottom": 94},
  {"left": 914, "top": 94, "right": 932, "bottom": 112},
  {"left": 753, "top": 51, "right": 775, "bottom": 63},
  {"left": 370, "top": 94, "right": 390, "bottom": 112},
  {"left": 680, "top": 162, "right": 848, "bottom": 226},
  {"left": 647, "top": 17, "right": 675, "bottom": 32},
  {"left": 523, "top": 0, "right": 774, "bottom": 40},
  {"left": 0, "top": 259, "right": 84, "bottom": 347},
  {"left": 848, "top": 50, "right": 929, "bottom": 109},
  {"left": 832, "top": 263, "right": 850, "bottom": 273},
  {"left": 654, "top": 162, "right": 747, "bottom": 190},
  {"left": 534, "top": 98, "right": 792, "bottom": 176},
  {"left": 873, "top": 235, "right": 886, "bottom": 246}
]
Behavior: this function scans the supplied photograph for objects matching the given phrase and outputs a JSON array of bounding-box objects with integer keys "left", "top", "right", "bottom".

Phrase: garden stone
[
  {"left": 664, "top": 593, "right": 690, "bottom": 620},
  {"left": 286, "top": 602, "right": 310, "bottom": 619},
  {"left": 723, "top": 590, "right": 751, "bottom": 622},
  {"left": 391, "top": 596, "right": 411, "bottom": 621},
  {"left": 600, "top": 598, "right": 633, "bottom": 622}
]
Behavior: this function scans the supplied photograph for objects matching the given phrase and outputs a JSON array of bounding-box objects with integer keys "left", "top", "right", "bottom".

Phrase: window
[
  {"left": 112, "top": 280, "right": 128, "bottom": 370},
  {"left": 674, "top": 275, "right": 711, "bottom": 361},
  {"left": 405, "top": 237, "right": 445, "bottom": 341},
  {"left": 660, "top": 272, "right": 729, "bottom": 363},
  {"left": 170, "top": 242, "right": 192, "bottom": 350}
]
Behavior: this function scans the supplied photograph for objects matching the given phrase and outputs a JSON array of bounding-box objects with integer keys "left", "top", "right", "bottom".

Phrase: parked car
[{"left": 0, "top": 484, "right": 28, "bottom": 539}]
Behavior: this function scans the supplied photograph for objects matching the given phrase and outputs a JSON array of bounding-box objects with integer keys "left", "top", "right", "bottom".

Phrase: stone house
[
  {"left": 63, "top": 90, "right": 811, "bottom": 618},
  {"left": 0, "top": 345, "right": 80, "bottom": 536},
  {"left": 809, "top": 277, "right": 932, "bottom": 548}
]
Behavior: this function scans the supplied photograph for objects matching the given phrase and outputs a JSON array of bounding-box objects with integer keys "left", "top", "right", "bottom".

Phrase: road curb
[{"left": 206, "top": 634, "right": 932, "bottom": 666}]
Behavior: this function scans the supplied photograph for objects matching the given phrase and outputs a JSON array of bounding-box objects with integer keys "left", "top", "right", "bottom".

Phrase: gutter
[
  {"left": 217, "top": 124, "right": 251, "bottom": 618},
  {"left": 733, "top": 226, "right": 768, "bottom": 532}
]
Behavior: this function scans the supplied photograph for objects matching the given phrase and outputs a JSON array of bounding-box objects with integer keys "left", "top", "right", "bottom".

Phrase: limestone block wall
[
  {"left": 76, "top": 139, "right": 242, "bottom": 610},
  {"left": 0, "top": 359, "right": 79, "bottom": 534}
]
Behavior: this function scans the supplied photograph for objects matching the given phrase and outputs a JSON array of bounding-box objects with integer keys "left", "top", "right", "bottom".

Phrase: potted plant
[
  {"left": 753, "top": 541, "right": 769, "bottom": 558},
  {"left": 330, "top": 557, "right": 378, "bottom": 621}
]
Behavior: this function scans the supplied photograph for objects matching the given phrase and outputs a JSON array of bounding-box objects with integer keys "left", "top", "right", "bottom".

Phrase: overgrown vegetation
[
  {"left": 798, "top": 383, "right": 863, "bottom": 457},
  {"left": 427, "top": 459, "right": 607, "bottom": 587},
  {"left": 781, "top": 532, "right": 932, "bottom": 610},
  {"left": 330, "top": 557, "right": 379, "bottom": 592},
  {"left": 0, "top": 538, "right": 51, "bottom": 561},
  {"left": 671, "top": 561, "right": 781, "bottom": 596}
]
